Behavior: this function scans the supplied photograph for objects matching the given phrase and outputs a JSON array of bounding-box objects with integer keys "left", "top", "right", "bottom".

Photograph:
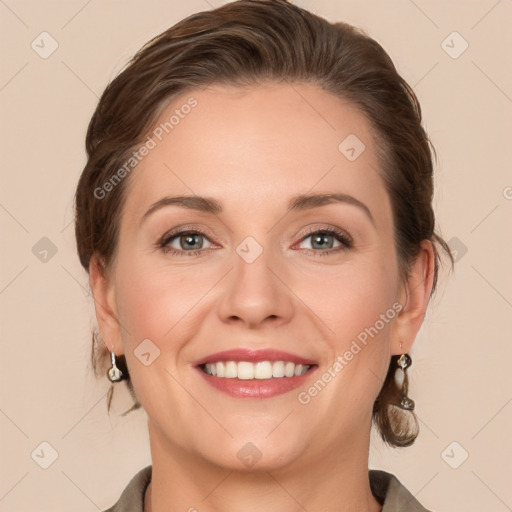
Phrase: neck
[
  {"left": 144, "top": 482, "right": 151, "bottom": 512},
  {"left": 144, "top": 422, "right": 381, "bottom": 512}
]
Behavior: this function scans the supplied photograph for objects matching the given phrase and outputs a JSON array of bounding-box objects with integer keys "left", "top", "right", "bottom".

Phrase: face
[{"left": 93, "top": 82, "right": 429, "bottom": 472}]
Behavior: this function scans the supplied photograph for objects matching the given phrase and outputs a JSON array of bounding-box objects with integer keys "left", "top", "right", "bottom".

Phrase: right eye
[{"left": 160, "top": 230, "right": 215, "bottom": 256}]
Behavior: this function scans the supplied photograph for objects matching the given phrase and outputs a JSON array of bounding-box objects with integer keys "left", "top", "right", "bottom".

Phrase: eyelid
[
  {"left": 160, "top": 223, "right": 220, "bottom": 243},
  {"left": 297, "top": 224, "right": 353, "bottom": 245}
]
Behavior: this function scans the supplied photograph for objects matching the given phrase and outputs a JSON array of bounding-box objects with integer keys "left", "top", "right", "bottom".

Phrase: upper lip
[{"left": 192, "top": 348, "right": 317, "bottom": 367}]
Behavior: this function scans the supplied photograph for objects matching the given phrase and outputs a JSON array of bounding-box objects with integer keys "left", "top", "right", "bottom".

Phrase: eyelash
[{"left": 158, "top": 226, "right": 353, "bottom": 258}]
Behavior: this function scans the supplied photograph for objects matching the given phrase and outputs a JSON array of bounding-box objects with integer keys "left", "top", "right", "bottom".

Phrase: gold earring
[
  {"left": 396, "top": 342, "right": 415, "bottom": 411},
  {"left": 107, "top": 345, "right": 123, "bottom": 382}
]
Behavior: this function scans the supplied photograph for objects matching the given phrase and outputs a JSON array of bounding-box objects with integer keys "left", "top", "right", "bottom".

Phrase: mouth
[
  {"left": 193, "top": 348, "right": 318, "bottom": 398},
  {"left": 200, "top": 360, "right": 313, "bottom": 379}
]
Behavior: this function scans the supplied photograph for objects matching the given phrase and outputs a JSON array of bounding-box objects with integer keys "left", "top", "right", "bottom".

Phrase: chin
[{"left": 194, "top": 430, "right": 307, "bottom": 473}]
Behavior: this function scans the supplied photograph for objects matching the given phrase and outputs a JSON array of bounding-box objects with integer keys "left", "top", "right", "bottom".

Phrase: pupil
[
  {"left": 313, "top": 233, "right": 332, "bottom": 249},
  {"left": 183, "top": 234, "right": 202, "bottom": 250}
]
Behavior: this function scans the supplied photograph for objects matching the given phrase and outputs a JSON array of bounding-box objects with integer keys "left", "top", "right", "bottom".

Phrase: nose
[{"left": 216, "top": 243, "right": 295, "bottom": 330}]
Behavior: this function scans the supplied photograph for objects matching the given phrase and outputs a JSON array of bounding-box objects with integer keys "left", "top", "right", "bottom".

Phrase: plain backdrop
[{"left": 1, "top": 1, "right": 511, "bottom": 511}]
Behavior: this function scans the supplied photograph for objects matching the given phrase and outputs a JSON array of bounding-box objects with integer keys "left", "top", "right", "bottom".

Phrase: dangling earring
[
  {"left": 396, "top": 342, "right": 415, "bottom": 411},
  {"left": 107, "top": 345, "right": 123, "bottom": 382}
]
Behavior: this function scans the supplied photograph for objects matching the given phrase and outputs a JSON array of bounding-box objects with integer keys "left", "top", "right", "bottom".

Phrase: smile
[
  {"left": 201, "top": 360, "right": 312, "bottom": 379},
  {"left": 193, "top": 348, "right": 318, "bottom": 398}
]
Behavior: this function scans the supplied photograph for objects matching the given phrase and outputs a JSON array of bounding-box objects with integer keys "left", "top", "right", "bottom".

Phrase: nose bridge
[{"left": 217, "top": 234, "right": 293, "bottom": 328}]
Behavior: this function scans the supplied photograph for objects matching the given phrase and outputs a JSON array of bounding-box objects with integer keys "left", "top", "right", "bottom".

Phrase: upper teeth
[{"left": 203, "top": 361, "right": 311, "bottom": 379}]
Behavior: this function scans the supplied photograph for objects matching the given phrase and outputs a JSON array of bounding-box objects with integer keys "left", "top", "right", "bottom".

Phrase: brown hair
[{"left": 74, "top": 0, "right": 453, "bottom": 448}]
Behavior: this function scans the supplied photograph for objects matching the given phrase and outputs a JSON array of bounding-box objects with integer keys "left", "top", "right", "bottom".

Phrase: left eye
[{"left": 296, "top": 229, "right": 352, "bottom": 252}]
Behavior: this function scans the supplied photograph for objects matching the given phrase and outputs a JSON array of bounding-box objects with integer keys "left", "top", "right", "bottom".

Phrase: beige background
[{"left": 1, "top": 1, "right": 511, "bottom": 511}]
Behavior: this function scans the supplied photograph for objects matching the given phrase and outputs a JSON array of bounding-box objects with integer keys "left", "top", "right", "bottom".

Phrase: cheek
[
  {"left": 298, "top": 266, "right": 397, "bottom": 416},
  {"left": 303, "top": 257, "right": 398, "bottom": 345},
  {"left": 114, "top": 257, "right": 213, "bottom": 347},
  {"left": 115, "top": 269, "right": 168, "bottom": 341}
]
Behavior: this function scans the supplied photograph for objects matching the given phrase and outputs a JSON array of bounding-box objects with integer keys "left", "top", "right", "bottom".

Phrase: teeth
[{"left": 202, "top": 361, "right": 311, "bottom": 379}]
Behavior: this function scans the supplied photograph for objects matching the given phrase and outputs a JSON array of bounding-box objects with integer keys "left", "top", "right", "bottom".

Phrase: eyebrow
[{"left": 140, "top": 192, "right": 375, "bottom": 226}]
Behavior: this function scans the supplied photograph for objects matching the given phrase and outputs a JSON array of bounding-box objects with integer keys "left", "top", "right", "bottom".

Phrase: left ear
[{"left": 390, "top": 240, "right": 436, "bottom": 355}]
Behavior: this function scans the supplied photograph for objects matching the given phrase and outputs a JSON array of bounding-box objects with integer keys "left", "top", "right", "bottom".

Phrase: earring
[
  {"left": 396, "top": 342, "right": 415, "bottom": 411},
  {"left": 107, "top": 346, "right": 123, "bottom": 382}
]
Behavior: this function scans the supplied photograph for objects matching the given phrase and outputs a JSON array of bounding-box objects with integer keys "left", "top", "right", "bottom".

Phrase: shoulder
[
  {"left": 102, "top": 465, "right": 152, "bottom": 512},
  {"left": 369, "top": 469, "right": 434, "bottom": 512}
]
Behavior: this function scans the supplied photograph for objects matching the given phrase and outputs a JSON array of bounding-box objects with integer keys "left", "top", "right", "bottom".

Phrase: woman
[{"left": 74, "top": 1, "right": 453, "bottom": 510}]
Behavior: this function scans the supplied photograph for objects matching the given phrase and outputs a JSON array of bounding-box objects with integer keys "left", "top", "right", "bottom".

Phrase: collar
[{"left": 104, "top": 465, "right": 431, "bottom": 512}]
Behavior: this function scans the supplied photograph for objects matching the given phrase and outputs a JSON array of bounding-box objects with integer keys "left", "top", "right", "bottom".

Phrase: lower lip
[{"left": 195, "top": 366, "right": 317, "bottom": 399}]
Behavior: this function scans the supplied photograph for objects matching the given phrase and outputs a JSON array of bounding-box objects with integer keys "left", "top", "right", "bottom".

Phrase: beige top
[{"left": 103, "top": 465, "right": 432, "bottom": 512}]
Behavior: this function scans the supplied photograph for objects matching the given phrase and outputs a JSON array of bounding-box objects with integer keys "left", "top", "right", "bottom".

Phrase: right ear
[{"left": 88, "top": 254, "right": 124, "bottom": 355}]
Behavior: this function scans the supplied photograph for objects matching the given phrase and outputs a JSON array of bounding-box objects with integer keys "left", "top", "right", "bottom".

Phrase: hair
[{"left": 74, "top": 0, "right": 453, "bottom": 448}]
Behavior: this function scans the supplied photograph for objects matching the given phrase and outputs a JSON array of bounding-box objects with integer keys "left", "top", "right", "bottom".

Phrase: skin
[{"left": 90, "top": 82, "right": 434, "bottom": 512}]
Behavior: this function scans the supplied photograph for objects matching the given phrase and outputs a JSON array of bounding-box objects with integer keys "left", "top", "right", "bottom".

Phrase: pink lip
[
  {"left": 192, "top": 348, "right": 317, "bottom": 367},
  {"left": 192, "top": 348, "right": 318, "bottom": 399},
  {"left": 195, "top": 365, "right": 318, "bottom": 399}
]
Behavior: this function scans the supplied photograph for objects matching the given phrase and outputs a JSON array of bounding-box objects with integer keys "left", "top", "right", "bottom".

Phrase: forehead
[{"left": 122, "top": 82, "right": 391, "bottom": 224}]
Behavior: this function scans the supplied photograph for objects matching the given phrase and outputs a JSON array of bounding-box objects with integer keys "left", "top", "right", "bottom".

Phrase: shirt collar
[{"left": 105, "top": 465, "right": 431, "bottom": 512}]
